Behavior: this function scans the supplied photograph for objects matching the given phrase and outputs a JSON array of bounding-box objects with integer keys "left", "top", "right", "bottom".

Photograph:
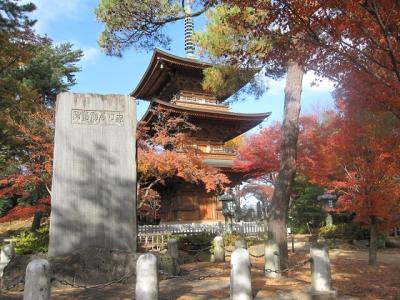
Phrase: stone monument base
[{"left": 2, "top": 247, "right": 138, "bottom": 290}]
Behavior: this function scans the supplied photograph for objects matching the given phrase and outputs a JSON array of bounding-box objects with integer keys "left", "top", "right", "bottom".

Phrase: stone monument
[{"left": 49, "top": 93, "right": 137, "bottom": 257}]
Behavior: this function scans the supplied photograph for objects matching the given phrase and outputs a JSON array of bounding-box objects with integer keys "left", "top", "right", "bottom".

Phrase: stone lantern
[
  {"left": 218, "top": 188, "right": 236, "bottom": 233},
  {"left": 317, "top": 194, "right": 337, "bottom": 226}
]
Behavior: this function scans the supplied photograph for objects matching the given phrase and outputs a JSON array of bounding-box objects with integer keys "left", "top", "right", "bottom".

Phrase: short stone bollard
[
  {"left": 230, "top": 248, "right": 252, "bottom": 300},
  {"left": 1, "top": 243, "right": 14, "bottom": 263},
  {"left": 310, "top": 242, "right": 336, "bottom": 296},
  {"left": 136, "top": 253, "right": 158, "bottom": 300},
  {"left": 213, "top": 236, "right": 225, "bottom": 262},
  {"left": 23, "top": 259, "right": 51, "bottom": 300},
  {"left": 167, "top": 239, "right": 180, "bottom": 275},
  {"left": 264, "top": 240, "right": 281, "bottom": 278},
  {"left": 234, "top": 239, "right": 247, "bottom": 249},
  {"left": 0, "top": 243, "right": 15, "bottom": 276}
]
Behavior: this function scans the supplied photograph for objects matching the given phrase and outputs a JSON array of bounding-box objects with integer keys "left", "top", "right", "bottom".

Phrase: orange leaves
[
  {"left": 305, "top": 100, "right": 400, "bottom": 228},
  {"left": 137, "top": 107, "right": 230, "bottom": 215}
]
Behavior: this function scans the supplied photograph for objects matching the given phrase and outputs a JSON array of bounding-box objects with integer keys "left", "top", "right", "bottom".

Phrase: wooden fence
[{"left": 138, "top": 221, "right": 266, "bottom": 251}]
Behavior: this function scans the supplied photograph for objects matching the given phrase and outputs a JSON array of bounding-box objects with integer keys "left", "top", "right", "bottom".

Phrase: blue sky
[{"left": 30, "top": 0, "right": 335, "bottom": 131}]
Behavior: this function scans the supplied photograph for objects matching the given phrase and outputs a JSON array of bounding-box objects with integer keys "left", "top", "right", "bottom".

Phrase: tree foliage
[
  {"left": 305, "top": 101, "right": 400, "bottom": 230},
  {"left": 15, "top": 43, "right": 82, "bottom": 106},
  {"left": 234, "top": 115, "right": 320, "bottom": 184},
  {"left": 197, "top": 0, "right": 400, "bottom": 118},
  {"left": 0, "top": 1, "right": 82, "bottom": 221},
  {"left": 289, "top": 176, "right": 325, "bottom": 233}
]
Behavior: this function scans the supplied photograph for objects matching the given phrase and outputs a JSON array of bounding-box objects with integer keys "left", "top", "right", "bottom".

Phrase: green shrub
[
  {"left": 288, "top": 177, "right": 326, "bottom": 233},
  {"left": 245, "top": 235, "right": 265, "bottom": 247},
  {"left": 223, "top": 233, "right": 243, "bottom": 246},
  {"left": 319, "top": 223, "right": 370, "bottom": 240},
  {"left": 13, "top": 225, "right": 49, "bottom": 254},
  {"left": 175, "top": 232, "right": 215, "bottom": 253},
  {"left": 0, "top": 197, "right": 14, "bottom": 216},
  {"left": 319, "top": 225, "right": 339, "bottom": 239}
]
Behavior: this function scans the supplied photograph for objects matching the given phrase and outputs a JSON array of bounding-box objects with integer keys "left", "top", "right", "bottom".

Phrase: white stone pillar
[
  {"left": 235, "top": 239, "right": 247, "bottom": 249},
  {"left": 1, "top": 244, "right": 14, "bottom": 264},
  {"left": 135, "top": 253, "right": 158, "bottom": 300},
  {"left": 23, "top": 259, "right": 51, "bottom": 300},
  {"left": 167, "top": 239, "right": 179, "bottom": 275},
  {"left": 310, "top": 242, "right": 336, "bottom": 296},
  {"left": 0, "top": 243, "right": 14, "bottom": 276},
  {"left": 213, "top": 236, "right": 225, "bottom": 262},
  {"left": 230, "top": 248, "right": 252, "bottom": 300},
  {"left": 264, "top": 240, "right": 281, "bottom": 278}
]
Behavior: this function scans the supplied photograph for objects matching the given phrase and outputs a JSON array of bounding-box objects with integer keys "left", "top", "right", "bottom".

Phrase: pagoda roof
[
  {"left": 131, "top": 49, "right": 257, "bottom": 102},
  {"left": 140, "top": 99, "right": 270, "bottom": 142},
  {"left": 131, "top": 49, "right": 211, "bottom": 101}
]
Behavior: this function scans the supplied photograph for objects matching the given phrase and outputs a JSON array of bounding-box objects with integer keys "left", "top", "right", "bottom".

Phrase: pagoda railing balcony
[
  {"left": 209, "top": 146, "right": 236, "bottom": 154},
  {"left": 172, "top": 94, "right": 228, "bottom": 107},
  {"left": 177, "top": 145, "right": 237, "bottom": 155},
  {"left": 176, "top": 95, "right": 216, "bottom": 104}
]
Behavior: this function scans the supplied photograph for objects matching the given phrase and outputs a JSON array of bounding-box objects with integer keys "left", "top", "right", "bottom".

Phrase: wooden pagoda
[{"left": 132, "top": 49, "right": 270, "bottom": 223}]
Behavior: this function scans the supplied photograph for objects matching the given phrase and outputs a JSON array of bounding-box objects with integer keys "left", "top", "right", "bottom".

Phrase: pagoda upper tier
[
  {"left": 131, "top": 49, "right": 246, "bottom": 103},
  {"left": 132, "top": 49, "right": 270, "bottom": 143}
]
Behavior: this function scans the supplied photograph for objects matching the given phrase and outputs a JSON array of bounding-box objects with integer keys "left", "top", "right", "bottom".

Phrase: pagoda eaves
[
  {"left": 131, "top": 49, "right": 252, "bottom": 102},
  {"left": 141, "top": 99, "right": 270, "bottom": 142}
]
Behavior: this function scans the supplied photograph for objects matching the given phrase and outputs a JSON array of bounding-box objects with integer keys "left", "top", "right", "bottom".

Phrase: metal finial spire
[{"left": 184, "top": 0, "right": 195, "bottom": 58}]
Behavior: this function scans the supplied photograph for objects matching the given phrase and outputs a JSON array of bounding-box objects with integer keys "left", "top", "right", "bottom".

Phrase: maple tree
[
  {"left": 302, "top": 100, "right": 400, "bottom": 266},
  {"left": 137, "top": 107, "right": 229, "bottom": 220}
]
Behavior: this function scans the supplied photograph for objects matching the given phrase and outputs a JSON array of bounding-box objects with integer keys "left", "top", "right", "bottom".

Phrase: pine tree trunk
[
  {"left": 368, "top": 216, "right": 378, "bottom": 266},
  {"left": 267, "top": 60, "right": 304, "bottom": 271}
]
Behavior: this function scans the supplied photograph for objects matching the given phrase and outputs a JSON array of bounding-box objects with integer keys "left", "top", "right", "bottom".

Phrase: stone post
[
  {"left": 310, "top": 242, "right": 336, "bottom": 296},
  {"left": 264, "top": 240, "right": 281, "bottom": 278},
  {"left": 167, "top": 239, "right": 180, "bottom": 275},
  {"left": 0, "top": 244, "right": 14, "bottom": 276},
  {"left": 1, "top": 244, "right": 14, "bottom": 264},
  {"left": 235, "top": 239, "right": 247, "bottom": 249},
  {"left": 230, "top": 248, "right": 252, "bottom": 300},
  {"left": 213, "top": 236, "right": 225, "bottom": 262},
  {"left": 23, "top": 259, "right": 51, "bottom": 300},
  {"left": 135, "top": 254, "right": 158, "bottom": 300}
]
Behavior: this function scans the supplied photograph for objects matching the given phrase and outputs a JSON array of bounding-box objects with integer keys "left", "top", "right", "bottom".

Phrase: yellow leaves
[{"left": 224, "top": 135, "right": 245, "bottom": 149}]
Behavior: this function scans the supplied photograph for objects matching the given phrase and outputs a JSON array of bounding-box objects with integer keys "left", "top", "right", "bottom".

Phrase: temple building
[{"left": 131, "top": 49, "right": 270, "bottom": 223}]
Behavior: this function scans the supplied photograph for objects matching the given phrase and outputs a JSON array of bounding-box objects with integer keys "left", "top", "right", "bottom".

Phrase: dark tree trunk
[
  {"left": 267, "top": 60, "right": 304, "bottom": 271},
  {"left": 30, "top": 212, "right": 43, "bottom": 232},
  {"left": 369, "top": 216, "right": 378, "bottom": 266}
]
